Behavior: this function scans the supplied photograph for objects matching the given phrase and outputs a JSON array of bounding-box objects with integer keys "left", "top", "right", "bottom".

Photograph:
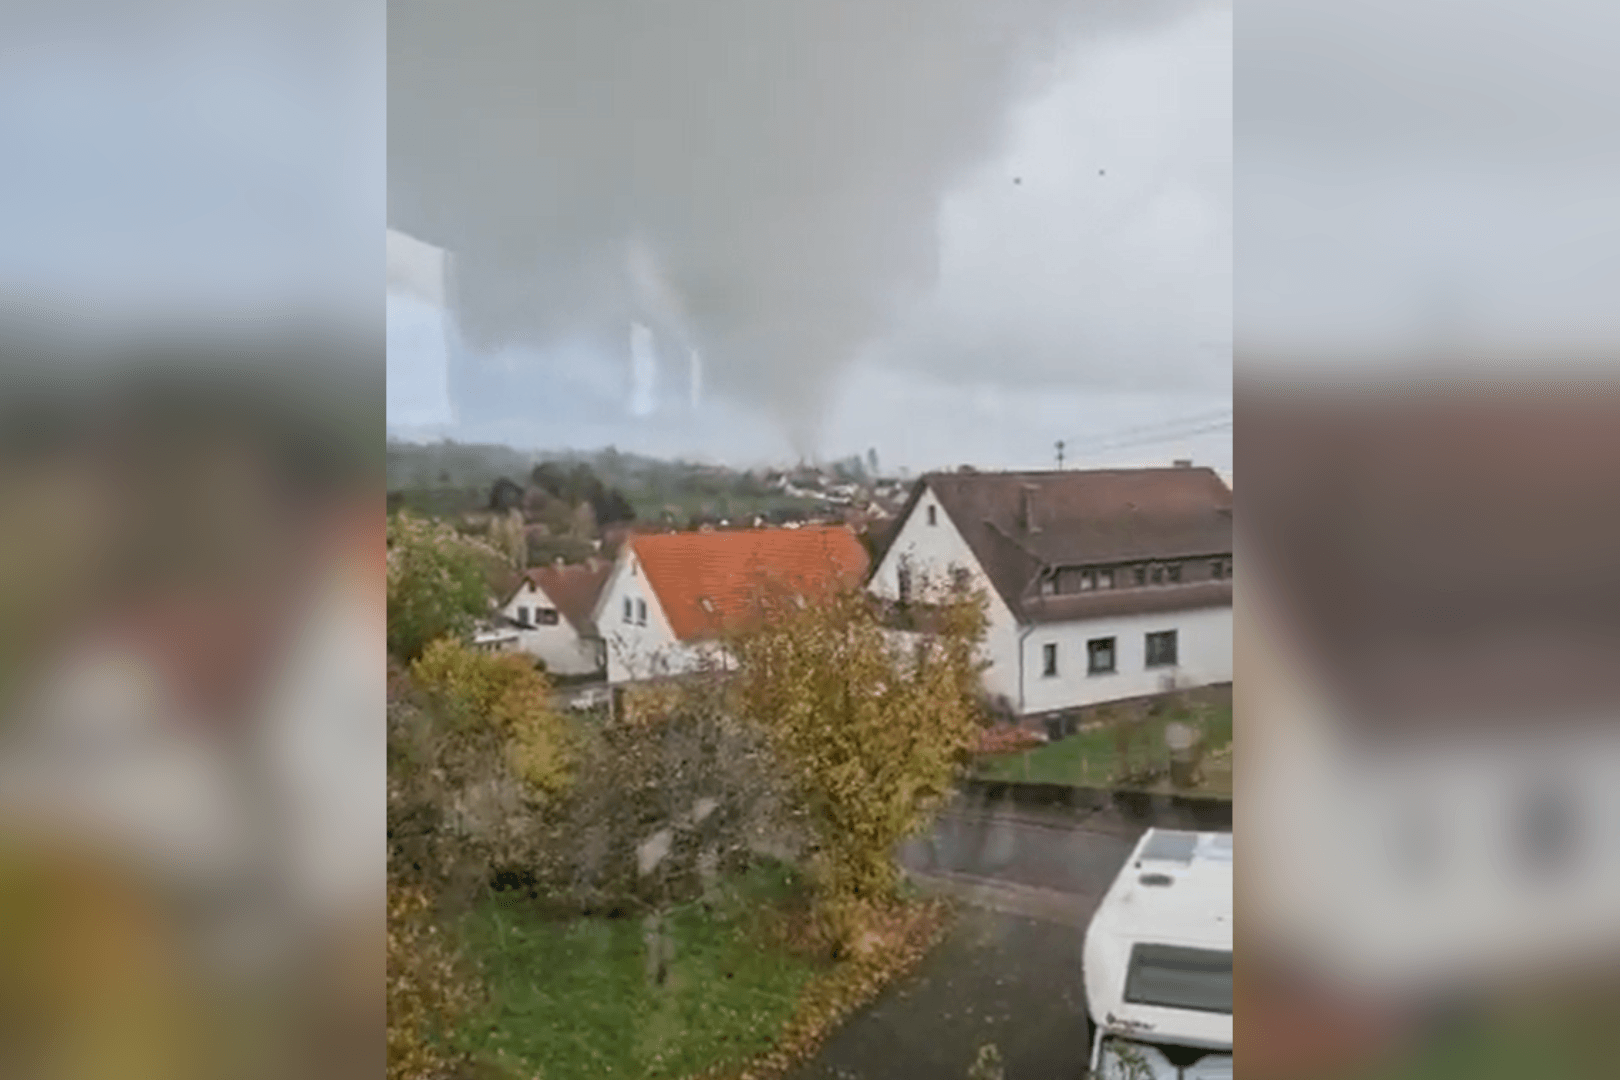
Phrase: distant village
[{"left": 388, "top": 441, "right": 1234, "bottom": 733}]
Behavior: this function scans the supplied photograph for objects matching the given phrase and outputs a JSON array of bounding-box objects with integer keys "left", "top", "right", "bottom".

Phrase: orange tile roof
[{"left": 629, "top": 525, "right": 869, "bottom": 641}]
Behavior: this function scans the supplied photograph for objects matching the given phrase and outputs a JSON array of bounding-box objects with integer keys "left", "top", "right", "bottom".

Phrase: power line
[
  {"left": 1061, "top": 408, "right": 1232, "bottom": 453},
  {"left": 1071, "top": 418, "right": 1232, "bottom": 459}
]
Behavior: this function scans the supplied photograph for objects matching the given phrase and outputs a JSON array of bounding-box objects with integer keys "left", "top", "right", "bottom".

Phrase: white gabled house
[
  {"left": 475, "top": 560, "right": 611, "bottom": 676},
  {"left": 594, "top": 525, "right": 870, "bottom": 685},
  {"left": 868, "top": 465, "right": 1233, "bottom": 721},
  {"left": 1242, "top": 392, "right": 1620, "bottom": 1006}
]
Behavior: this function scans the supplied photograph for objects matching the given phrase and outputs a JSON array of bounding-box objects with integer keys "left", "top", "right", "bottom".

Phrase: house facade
[
  {"left": 868, "top": 465, "right": 1233, "bottom": 718},
  {"left": 483, "top": 560, "right": 611, "bottom": 676},
  {"left": 1241, "top": 388, "right": 1620, "bottom": 1001},
  {"left": 595, "top": 525, "right": 870, "bottom": 685}
]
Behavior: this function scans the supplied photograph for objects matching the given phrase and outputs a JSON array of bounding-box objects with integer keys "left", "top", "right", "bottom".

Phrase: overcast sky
[
  {"left": 1237, "top": 0, "right": 1620, "bottom": 369},
  {"left": 0, "top": 3, "right": 380, "bottom": 334},
  {"left": 387, "top": 0, "right": 1232, "bottom": 474}
]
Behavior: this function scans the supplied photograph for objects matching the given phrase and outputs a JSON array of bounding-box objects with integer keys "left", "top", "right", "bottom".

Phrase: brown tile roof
[
  {"left": 1241, "top": 382, "right": 1620, "bottom": 734},
  {"left": 629, "top": 525, "right": 869, "bottom": 641},
  {"left": 525, "top": 559, "right": 612, "bottom": 638},
  {"left": 891, "top": 466, "right": 1233, "bottom": 624}
]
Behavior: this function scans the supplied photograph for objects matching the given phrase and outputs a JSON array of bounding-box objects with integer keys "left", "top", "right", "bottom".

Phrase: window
[
  {"left": 537, "top": 608, "right": 560, "bottom": 626},
  {"left": 636, "top": 599, "right": 647, "bottom": 626},
  {"left": 1210, "top": 559, "right": 1225, "bottom": 580},
  {"left": 1081, "top": 570, "right": 1096, "bottom": 591},
  {"left": 952, "top": 566, "right": 971, "bottom": 591},
  {"left": 1087, "top": 636, "right": 1116, "bottom": 675},
  {"left": 1124, "top": 944, "right": 1233, "bottom": 1015},
  {"left": 1167, "top": 563, "right": 1182, "bottom": 583},
  {"left": 1134, "top": 565, "right": 1147, "bottom": 587},
  {"left": 1146, "top": 630, "right": 1178, "bottom": 668},
  {"left": 517, "top": 605, "right": 531, "bottom": 626},
  {"left": 1042, "top": 642, "right": 1058, "bottom": 677},
  {"left": 1151, "top": 565, "right": 1164, "bottom": 585},
  {"left": 897, "top": 562, "right": 912, "bottom": 604},
  {"left": 623, "top": 597, "right": 633, "bottom": 623},
  {"left": 1098, "top": 568, "right": 1114, "bottom": 590},
  {"left": 1039, "top": 574, "right": 1057, "bottom": 596},
  {"left": 926, "top": 505, "right": 937, "bottom": 526}
]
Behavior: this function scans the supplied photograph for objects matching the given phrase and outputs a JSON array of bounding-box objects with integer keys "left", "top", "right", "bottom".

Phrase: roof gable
[
  {"left": 525, "top": 560, "right": 612, "bottom": 638},
  {"left": 629, "top": 525, "right": 869, "bottom": 641}
]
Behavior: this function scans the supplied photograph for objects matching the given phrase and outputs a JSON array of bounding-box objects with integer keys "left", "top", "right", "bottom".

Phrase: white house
[
  {"left": 595, "top": 525, "right": 870, "bottom": 685},
  {"left": 1241, "top": 393, "right": 1620, "bottom": 1006},
  {"left": 481, "top": 560, "right": 611, "bottom": 676},
  {"left": 867, "top": 465, "right": 1233, "bottom": 720}
]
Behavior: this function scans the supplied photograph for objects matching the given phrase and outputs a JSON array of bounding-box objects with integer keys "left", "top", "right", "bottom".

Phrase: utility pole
[{"left": 1055, "top": 440, "right": 1065, "bottom": 470}]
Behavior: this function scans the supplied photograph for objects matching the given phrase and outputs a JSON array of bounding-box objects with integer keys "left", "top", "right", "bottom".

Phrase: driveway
[{"left": 784, "top": 807, "right": 1146, "bottom": 1080}]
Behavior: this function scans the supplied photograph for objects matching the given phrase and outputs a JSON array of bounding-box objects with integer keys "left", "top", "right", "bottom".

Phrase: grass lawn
[
  {"left": 451, "top": 861, "right": 826, "bottom": 1080},
  {"left": 975, "top": 701, "right": 1233, "bottom": 796}
]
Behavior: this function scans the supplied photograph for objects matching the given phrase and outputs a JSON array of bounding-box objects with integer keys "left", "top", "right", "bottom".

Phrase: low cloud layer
[{"left": 388, "top": 0, "right": 1213, "bottom": 455}]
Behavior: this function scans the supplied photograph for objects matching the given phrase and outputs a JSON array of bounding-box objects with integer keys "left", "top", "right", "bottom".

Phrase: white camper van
[{"left": 1082, "top": 829, "right": 1233, "bottom": 1079}]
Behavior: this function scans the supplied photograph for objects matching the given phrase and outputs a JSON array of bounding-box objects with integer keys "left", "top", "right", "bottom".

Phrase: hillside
[{"left": 386, "top": 440, "right": 909, "bottom": 529}]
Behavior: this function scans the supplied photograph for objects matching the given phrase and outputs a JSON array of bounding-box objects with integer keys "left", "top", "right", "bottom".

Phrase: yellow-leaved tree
[
  {"left": 409, "top": 638, "right": 574, "bottom": 798},
  {"left": 729, "top": 580, "right": 986, "bottom": 945}
]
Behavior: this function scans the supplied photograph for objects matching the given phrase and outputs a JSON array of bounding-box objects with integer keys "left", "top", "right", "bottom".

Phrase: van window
[{"left": 1123, "top": 944, "right": 1232, "bottom": 1015}]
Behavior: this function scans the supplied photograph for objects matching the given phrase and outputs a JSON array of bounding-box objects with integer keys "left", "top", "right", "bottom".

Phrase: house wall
[
  {"left": 1241, "top": 572, "right": 1620, "bottom": 993},
  {"left": 867, "top": 483, "right": 1025, "bottom": 708},
  {"left": 1019, "top": 605, "right": 1232, "bottom": 715},
  {"left": 498, "top": 580, "right": 600, "bottom": 676},
  {"left": 597, "top": 547, "right": 729, "bottom": 684}
]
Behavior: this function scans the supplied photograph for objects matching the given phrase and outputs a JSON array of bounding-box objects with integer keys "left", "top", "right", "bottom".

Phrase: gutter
[{"left": 1016, "top": 619, "right": 1034, "bottom": 717}]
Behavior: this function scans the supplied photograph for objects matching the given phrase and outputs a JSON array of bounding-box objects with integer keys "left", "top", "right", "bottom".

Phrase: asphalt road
[{"left": 785, "top": 807, "right": 1146, "bottom": 1080}]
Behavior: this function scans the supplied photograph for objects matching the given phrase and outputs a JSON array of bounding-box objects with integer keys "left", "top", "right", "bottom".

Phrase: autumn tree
[
  {"left": 553, "top": 671, "right": 794, "bottom": 914},
  {"left": 388, "top": 641, "right": 574, "bottom": 910},
  {"left": 728, "top": 580, "right": 986, "bottom": 943},
  {"left": 488, "top": 508, "right": 527, "bottom": 569},
  {"left": 385, "top": 512, "right": 503, "bottom": 662}
]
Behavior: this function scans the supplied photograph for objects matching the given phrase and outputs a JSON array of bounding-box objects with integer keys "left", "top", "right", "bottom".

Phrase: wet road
[
  {"left": 785, "top": 806, "right": 1146, "bottom": 1080},
  {"left": 898, "top": 806, "right": 1142, "bottom": 898}
]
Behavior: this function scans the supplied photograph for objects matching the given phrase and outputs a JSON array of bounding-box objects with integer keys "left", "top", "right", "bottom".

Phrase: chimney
[
  {"left": 1020, "top": 484, "right": 1041, "bottom": 533},
  {"left": 1173, "top": 458, "right": 1193, "bottom": 469}
]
